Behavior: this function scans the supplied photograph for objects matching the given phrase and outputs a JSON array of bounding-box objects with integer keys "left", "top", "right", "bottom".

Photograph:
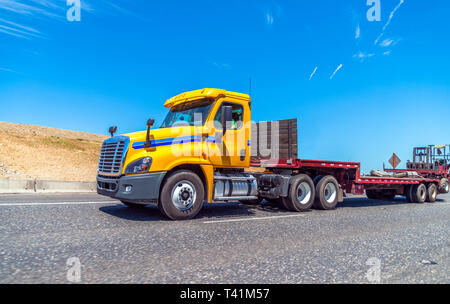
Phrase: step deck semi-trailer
[{"left": 96, "top": 88, "right": 450, "bottom": 220}]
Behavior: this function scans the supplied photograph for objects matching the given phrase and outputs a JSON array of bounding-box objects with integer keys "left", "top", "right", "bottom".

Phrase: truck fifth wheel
[{"left": 96, "top": 88, "right": 449, "bottom": 220}]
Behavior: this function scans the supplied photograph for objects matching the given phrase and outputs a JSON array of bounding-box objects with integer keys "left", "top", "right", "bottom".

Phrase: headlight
[{"left": 125, "top": 157, "right": 152, "bottom": 174}]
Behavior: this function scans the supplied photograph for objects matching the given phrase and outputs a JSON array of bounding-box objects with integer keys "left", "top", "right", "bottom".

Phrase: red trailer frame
[{"left": 250, "top": 158, "right": 445, "bottom": 197}]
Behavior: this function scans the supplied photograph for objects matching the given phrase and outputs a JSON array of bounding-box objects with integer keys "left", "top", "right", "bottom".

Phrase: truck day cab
[{"left": 96, "top": 88, "right": 449, "bottom": 220}]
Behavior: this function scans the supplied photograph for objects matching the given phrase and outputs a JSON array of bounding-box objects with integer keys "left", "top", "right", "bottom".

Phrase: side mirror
[
  {"left": 221, "top": 106, "right": 232, "bottom": 134},
  {"left": 109, "top": 126, "right": 117, "bottom": 137},
  {"left": 145, "top": 118, "right": 155, "bottom": 148}
]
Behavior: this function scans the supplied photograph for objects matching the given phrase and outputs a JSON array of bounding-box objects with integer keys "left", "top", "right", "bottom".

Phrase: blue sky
[{"left": 0, "top": 0, "right": 449, "bottom": 172}]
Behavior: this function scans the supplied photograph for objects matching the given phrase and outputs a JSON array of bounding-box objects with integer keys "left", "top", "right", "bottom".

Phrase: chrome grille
[{"left": 97, "top": 136, "right": 129, "bottom": 176}]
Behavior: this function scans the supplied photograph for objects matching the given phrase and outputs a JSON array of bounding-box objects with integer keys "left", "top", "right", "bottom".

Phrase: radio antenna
[{"left": 249, "top": 77, "right": 252, "bottom": 97}]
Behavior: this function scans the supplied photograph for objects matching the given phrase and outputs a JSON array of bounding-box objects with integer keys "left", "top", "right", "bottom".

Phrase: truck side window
[{"left": 214, "top": 103, "right": 244, "bottom": 130}]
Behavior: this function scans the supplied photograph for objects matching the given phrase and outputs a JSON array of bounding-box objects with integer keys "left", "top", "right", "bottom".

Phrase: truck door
[{"left": 207, "top": 101, "right": 249, "bottom": 168}]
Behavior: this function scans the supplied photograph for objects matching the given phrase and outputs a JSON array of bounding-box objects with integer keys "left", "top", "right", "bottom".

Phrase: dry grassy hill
[{"left": 0, "top": 122, "right": 108, "bottom": 182}]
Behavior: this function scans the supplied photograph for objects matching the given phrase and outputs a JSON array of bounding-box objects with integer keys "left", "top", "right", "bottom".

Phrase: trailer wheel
[
  {"left": 405, "top": 185, "right": 414, "bottom": 202},
  {"left": 158, "top": 170, "right": 204, "bottom": 220},
  {"left": 426, "top": 183, "right": 438, "bottom": 203},
  {"left": 314, "top": 175, "right": 339, "bottom": 210},
  {"left": 121, "top": 201, "right": 147, "bottom": 208},
  {"left": 438, "top": 178, "right": 449, "bottom": 194},
  {"left": 412, "top": 183, "right": 427, "bottom": 204},
  {"left": 281, "top": 174, "right": 315, "bottom": 212}
]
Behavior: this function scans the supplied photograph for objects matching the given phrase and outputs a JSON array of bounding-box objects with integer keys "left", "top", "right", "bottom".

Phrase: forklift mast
[{"left": 407, "top": 145, "right": 450, "bottom": 171}]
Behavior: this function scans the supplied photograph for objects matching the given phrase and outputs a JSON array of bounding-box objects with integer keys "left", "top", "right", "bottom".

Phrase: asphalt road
[{"left": 0, "top": 192, "right": 449, "bottom": 284}]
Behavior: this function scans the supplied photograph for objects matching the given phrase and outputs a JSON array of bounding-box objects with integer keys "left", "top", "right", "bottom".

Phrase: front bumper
[{"left": 97, "top": 172, "right": 166, "bottom": 203}]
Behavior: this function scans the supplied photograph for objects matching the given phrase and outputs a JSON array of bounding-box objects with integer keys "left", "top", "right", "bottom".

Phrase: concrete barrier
[
  {"left": 0, "top": 179, "right": 96, "bottom": 194},
  {"left": 0, "top": 179, "right": 35, "bottom": 194},
  {"left": 35, "top": 180, "right": 96, "bottom": 193}
]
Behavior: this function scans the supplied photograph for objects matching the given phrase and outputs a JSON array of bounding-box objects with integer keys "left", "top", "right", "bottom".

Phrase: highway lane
[{"left": 0, "top": 192, "right": 449, "bottom": 283}]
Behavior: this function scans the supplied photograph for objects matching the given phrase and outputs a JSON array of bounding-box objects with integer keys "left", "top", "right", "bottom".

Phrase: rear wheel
[
  {"left": 412, "top": 183, "right": 427, "bottom": 204},
  {"left": 405, "top": 185, "right": 414, "bottom": 202},
  {"left": 438, "top": 178, "right": 449, "bottom": 194},
  {"left": 314, "top": 175, "right": 339, "bottom": 210},
  {"left": 426, "top": 183, "right": 438, "bottom": 203},
  {"left": 280, "top": 174, "right": 315, "bottom": 212},
  {"left": 158, "top": 170, "right": 204, "bottom": 220}
]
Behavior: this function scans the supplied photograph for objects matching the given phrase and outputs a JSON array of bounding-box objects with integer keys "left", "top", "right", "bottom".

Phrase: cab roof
[{"left": 164, "top": 88, "right": 250, "bottom": 108}]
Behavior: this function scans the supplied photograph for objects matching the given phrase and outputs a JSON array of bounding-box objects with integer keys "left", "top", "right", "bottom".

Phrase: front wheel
[{"left": 158, "top": 170, "right": 204, "bottom": 220}]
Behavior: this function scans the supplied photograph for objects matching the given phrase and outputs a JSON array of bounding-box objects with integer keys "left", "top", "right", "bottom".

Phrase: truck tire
[
  {"left": 438, "top": 178, "right": 449, "bottom": 194},
  {"left": 121, "top": 201, "right": 147, "bottom": 208},
  {"left": 158, "top": 170, "right": 204, "bottom": 220},
  {"left": 314, "top": 175, "right": 339, "bottom": 210},
  {"left": 280, "top": 174, "right": 315, "bottom": 212},
  {"left": 426, "top": 183, "right": 438, "bottom": 203},
  {"left": 405, "top": 185, "right": 414, "bottom": 202},
  {"left": 412, "top": 183, "right": 427, "bottom": 204}
]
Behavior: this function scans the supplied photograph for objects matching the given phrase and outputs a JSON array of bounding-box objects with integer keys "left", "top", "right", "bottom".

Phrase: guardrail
[{"left": 0, "top": 179, "right": 96, "bottom": 194}]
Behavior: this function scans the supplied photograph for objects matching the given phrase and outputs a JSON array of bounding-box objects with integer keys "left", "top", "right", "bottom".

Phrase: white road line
[
  {"left": 203, "top": 214, "right": 306, "bottom": 224},
  {"left": 0, "top": 201, "right": 118, "bottom": 206}
]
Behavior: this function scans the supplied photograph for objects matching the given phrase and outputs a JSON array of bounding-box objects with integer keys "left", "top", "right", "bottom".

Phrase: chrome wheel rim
[
  {"left": 297, "top": 182, "right": 312, "bottom": 205},
  {"left": 324, "top": 183, "right": 337, "bottom": 203},
  {"left": 171, "top": 181, "right": 196, "bottom": 211}
]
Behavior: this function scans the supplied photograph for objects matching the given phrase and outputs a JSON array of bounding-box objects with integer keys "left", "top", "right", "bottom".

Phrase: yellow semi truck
[{"left": 96, "top": 88, "right": 449, "bottom": 220}]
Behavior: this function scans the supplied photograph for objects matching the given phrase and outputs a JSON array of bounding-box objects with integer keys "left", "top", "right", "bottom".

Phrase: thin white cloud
[
  {"left": 0, "top": 27, "right": 29, "bottom": 39},
  {"left": 265, "top": 12, "right": 274, "bottom": 25},
  {"left": 212, "top": 62, "right": 232, "bottom": 70},
  {"left": 374, "top": 0, "right": 405, "bottom": 45},
  {"left": 0, "top": 66, "right": 16, "bottom": 73},
  {"left": 355, "top": 24, "right": 360, "bottom": 39},
  {"left": 309, "top": 66, "right": 318, "bottom": 80},
  {"left": 330, "top": 64, "right": 343, "bottom": 80},
  {"left": 379, "top": 39, "right": 394, "bottom": 47},
  {"left": 0, "top": 0, "right": 135, "bottom": 39},
  {"left": 262, "top": 3, "right": 282, "bottom": 27},
  {"left": 383, "top": 50, "right": 391, "bottom": 56},
  {"left": 0, "top": 0, "right": 62, "bottom": 19},
  {"left": 353, "top": 51, "right": 375, "bottom": 60},
  {"left": 0, "top": 18, "right": 41, "bottom": 34},
  {"left": 0, "top": 24, "right": 44, "bottom": 39}
]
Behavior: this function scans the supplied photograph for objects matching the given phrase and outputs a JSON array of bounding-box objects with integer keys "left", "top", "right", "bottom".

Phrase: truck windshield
[{"left": 160, "top": 99, "right": 214, "bottom": 128}]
